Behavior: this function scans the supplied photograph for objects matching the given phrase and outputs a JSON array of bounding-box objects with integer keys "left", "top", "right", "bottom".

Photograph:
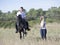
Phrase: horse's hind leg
[
  {"left": 22, "top": 29, "right": 27, "bottom": 39},
  {"left": 22, "top": 29, "right": 25, "bottom": 39},
  {"left": 19, "top": 31, "right": 22, "bottom": 39},
  {"left": 24, "top": 29, "right": 27, "bottom": 35},
  {"left": 23, "top": 31, "right": 24, "bottom": 39}
]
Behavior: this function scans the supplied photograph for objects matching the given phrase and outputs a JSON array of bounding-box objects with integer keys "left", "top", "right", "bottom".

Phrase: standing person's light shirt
[{"left": 40, "top": 19, "right": 46, "bottom": 29}]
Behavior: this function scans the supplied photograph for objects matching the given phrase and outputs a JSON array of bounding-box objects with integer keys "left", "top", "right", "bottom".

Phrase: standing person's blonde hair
[{"left": 40, "top": 16, "right": 44, "bottom": 28}]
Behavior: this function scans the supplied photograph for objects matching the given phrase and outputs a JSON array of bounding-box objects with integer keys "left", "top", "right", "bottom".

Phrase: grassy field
[{"left": 0, "top": 22, "right": 60, "bottom": 45}]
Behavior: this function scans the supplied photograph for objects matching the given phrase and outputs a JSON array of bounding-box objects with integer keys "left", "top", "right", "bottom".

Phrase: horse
[{"left": 15, "top": 15, "right": 27, "bottom": 39}]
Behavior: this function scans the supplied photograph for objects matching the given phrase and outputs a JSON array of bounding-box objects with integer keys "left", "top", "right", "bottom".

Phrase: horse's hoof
[
  {"left": 20, "top": 36, "right": 22, "bottom": 39},
  {"left": 24, "top": 32, "right": 27, "bottom": 34}
]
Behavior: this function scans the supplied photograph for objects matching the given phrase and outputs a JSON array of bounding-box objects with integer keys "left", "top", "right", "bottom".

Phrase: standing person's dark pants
[{"left": 40, "top": 29, "right": 47, "bottom": 40}]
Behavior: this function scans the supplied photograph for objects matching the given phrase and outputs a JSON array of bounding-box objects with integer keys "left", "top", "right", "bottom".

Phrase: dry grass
[{"left": 0, "top": 22, "right": 60, "bottom": 45}]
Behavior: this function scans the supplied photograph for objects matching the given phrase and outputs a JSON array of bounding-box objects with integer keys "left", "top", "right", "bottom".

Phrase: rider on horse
[{"left": 16, "top": 7, "right": 30, "bottom": 33}]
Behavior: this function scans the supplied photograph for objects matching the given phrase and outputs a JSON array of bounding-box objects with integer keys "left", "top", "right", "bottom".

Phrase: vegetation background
[{"left": 0, "top": 7, "right": 60, "bottom": 28}]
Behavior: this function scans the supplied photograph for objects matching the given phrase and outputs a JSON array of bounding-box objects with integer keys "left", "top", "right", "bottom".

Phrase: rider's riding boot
[
  {"left": 15, "top": 24, "right": 18, "bottom": 33},
  {"left": 27, "top": 28, "right": 30, "bottom": 31},
  {"left": 26, "top": 26, "right": 30, "bottom": 31},
  {"left": 24, "top": 32, "right": 27, "bottom": 34}
]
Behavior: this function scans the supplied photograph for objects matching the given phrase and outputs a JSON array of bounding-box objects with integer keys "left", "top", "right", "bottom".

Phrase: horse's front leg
[
  {"left": 22, "top": 29, "right": 27, "bottom": 39},
  {"left": 24, "top": 29, "right": 27, "bottom": 37},
  {"left": 22, "top": 28, "right": 25, "bottom": 39},
  {"left": 19, "top": 31, "right": 22, "bottom": 39}
]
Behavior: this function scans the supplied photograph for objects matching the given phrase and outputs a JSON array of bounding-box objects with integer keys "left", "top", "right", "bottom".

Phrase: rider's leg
[
  {"left": 15, "top": 23, "right": 18, "bottom": 33},
  {"left": 25, "top": 21, "right": 30, "bottom": 30},
  {"left": 15, "top": 16, "right": 19, "bottom": 33}
]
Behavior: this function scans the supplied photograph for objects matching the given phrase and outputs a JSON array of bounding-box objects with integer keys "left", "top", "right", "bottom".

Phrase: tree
[
  {"left": 12, "top": 10, "right": 17, "bottom": 15},
  {"left": 26, "top": 8, "right": 38, "bottom": 20},
  {"left": 36, "top": 9, "right": 43, "bottom": 17}
]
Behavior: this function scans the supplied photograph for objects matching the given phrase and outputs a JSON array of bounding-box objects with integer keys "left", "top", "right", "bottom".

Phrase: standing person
[
  {"left": 40, "top": 16, "right": 47, "bottom": 40},
  {"left": 15, "top": 7, "right": 30, "bottom": 33}
]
